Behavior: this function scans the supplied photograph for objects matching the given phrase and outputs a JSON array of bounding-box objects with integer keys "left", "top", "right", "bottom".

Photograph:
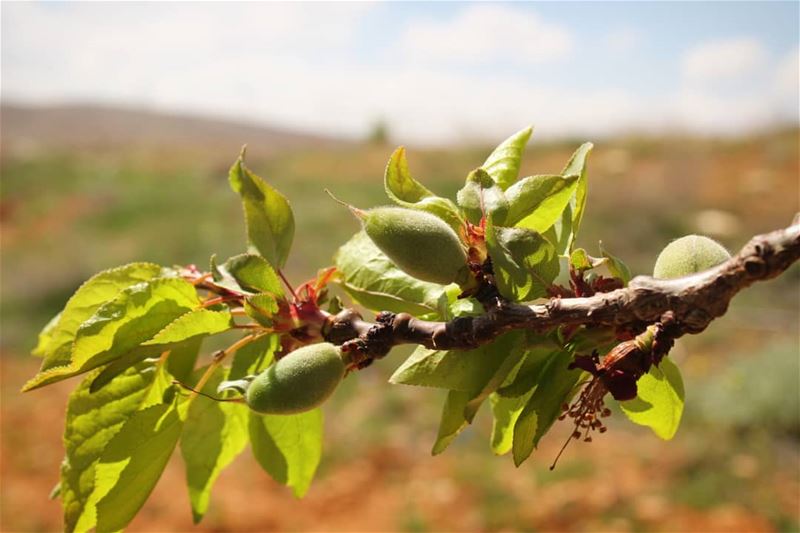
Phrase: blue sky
[{"left": 2, "top": 2, "right": 798, "bottom": 144}]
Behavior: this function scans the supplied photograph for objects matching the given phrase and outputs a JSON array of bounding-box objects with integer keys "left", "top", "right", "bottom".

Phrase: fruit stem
[
  {"left": 172, "top": 380, "right": 246, "bottom": 403},
  {"left": 189, "top": 332, "right": 268, "bottom": 400},
  {"left": 278, "top": 269, "right": 299, "bottom": 301}
]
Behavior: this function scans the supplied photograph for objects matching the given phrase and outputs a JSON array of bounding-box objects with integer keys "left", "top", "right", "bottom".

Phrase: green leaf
[
  {"left": 456, "top": 168, "right": 509, "bottom": 225},
  {"left": 213, "top": 253, "right": 283, "bottom": 295},
  {"left": 89, "top": 336, "right": 202, "bottom": 395},
  {"left": 143, "top": 309, "right": 233, "bottom": 347},
  {"left": 620, "top": 358, "right": 685, "bottom": 440},
  {"left": 32, "top": 262, "right": 164, "bottom": 365},
  {"left": 244, "top": 293, "right": 280, "bottom": 327},
  {"left": 486, "top": 221, "right": 559, "bottom": 302},
  {"left": 462, "top": 332, "right": 527, "bottom": 422},
  {"left": 62, "top": 362, "right": 160, "bottom": 532},
  {"left": 561, "top": 143, "right": 594, "bottom": 252},
  {"left": 32, "top": 311, "right": 62, "bottom": 357},
  {"left": 568, "top": 143, "right": 593, "bottom": 247},
  {"left": 504, "top": 174, "right": 580, "bottom": 231},
  {"left": 482, "top": 126, "right": 533, "bottom": 190},
  {"left": 334, "top": 231, "right": 445, "bottom": 316},
  {"left": 490, "top": 390, "right": 534, "bottom": 455},
  {"left": 599, "top": 242, "right": 632, "bottom": 285},
  {"left": 384, "top": 147, "right": 464, "bottom": 234},
  {"left": 394, "top": 334, "right": 526, "bottom": 455},
  {"left": 166, "top": 338, "right": 204, "bottom": 384},
  {"left": 569, "top": 248, "right": 602, "bottom": 272},
  {"left": 24, "top": 278, "right": 199, "bottom": 391},
  {"left": 229, "top": 150, "right": 295, "bottom": 269},
  {"left": 393, "top": 332, "right": 525, "bottom": 430},
  {"left": 513, "top": 349, "right": 582, "bottom": 466},
  {"left": 545, "top": 143, "right": 593, "bottom": 254},
  {"left": 94, "top": 403, "right": 184, "bottom": 532},
  {"left": 181, "top": 367, "right": 249, "bottom": 522},
  {"left": 432, "top": 390, "right": 471, "bottom": 455},
  {"left": 230, "top": 334, "right": 279, "bottom": 379},
  {"left": 497, "top": 341, "right": 561, "bottom": 398},
  {"left": 390, "top": 343, "right": 505, "bottom": 392},
  {"left": 249, "top": 409, "right": 323, "bottom": 498}
]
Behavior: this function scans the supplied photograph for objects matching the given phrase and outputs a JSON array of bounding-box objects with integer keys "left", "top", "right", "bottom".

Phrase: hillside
[{"left": 0, "top": 103, "right": 349, "bottom": 160}]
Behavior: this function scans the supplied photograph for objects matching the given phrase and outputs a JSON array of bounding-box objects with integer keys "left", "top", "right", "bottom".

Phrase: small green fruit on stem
[
  {"left": 359, "top": 206, "right": 471, "bottom": 285},
  {"left": 653, "top": 234, "right": 732, "bottom": 279},
  {"left": 246, "top": 342, "right": 345, "bottom": 414}
]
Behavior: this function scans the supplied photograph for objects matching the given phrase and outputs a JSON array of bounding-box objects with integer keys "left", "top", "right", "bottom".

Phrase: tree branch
[{"left": 324, "top": 222, "right": 800, "bottom": 363}]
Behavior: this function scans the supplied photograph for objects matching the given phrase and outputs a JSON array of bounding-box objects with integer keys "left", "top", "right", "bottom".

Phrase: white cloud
[
  {"left": 1, "top": 4, "right": 796, "bottom": 145},
  {"left": 604, "top": 28, "right": 644, "bottom": 53},
  {"left": 682, "top": 37, "right": 767, "bottom": 82},
  {"left": 775, "top": 46, "right": 800, "bottom": 97},
  {"left": 398, "top": 5, "right": 573, "bottom": 65}
]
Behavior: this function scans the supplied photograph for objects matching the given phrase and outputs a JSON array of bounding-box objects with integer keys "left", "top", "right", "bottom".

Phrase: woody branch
[{"left": 323, "top": 221, "right": 800, "bottom": 363}]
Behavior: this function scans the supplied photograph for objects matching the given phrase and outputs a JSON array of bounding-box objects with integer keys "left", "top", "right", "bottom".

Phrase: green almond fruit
[
  {"left": 653, "top": 234, "right": 731, "bottom": 279},
  {"left": 246, "top": 342, "right": 345, "bottom": 414},
  {"left": 361, "top": 206, "right": 470, "bottom": 285}
]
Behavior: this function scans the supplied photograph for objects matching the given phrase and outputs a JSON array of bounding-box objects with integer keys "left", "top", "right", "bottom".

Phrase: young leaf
[
  {"left": 504, "top": 174, "right": 579, "bottom": 231},
  {"left": 181, "top": 367, "right": 249, "bottom": 523},
  {"left": 230, "top": 334, "right": 278, "bottom": 379},
  {"left": 490, "top": 390, "right": 534, "bottom": 455},
  {"left": 393, "top": 332, "right": 525, "bottom": 429},
  {"left": 166, "top": 338, "right": 204, "bottom": 384},
  {"left": 24, "top": 278, "right": 200, "bottom": 391},
  {"left": 486, "top": 221, "right": 559, "bottom": 302},
  {"left": 32, "top": 262, "right": 163, "bottom": 365},
  {"left": 432, "top": 390, "right": 471, "bottom": 455},
  {"left": 568, "top": 143, "right": 593, "bottom": 247},
  {"left": 390, "top": 344, "right": 503, "bottom": 392},
  {"left": 94, "top": 403, "right": 184, "bottom": 532},
  {"left": 513, "top": 349, "right": 582, "bottom": 466},
  {"left": 482, "top": 126, "right": 533, "bottom": 190},
  {"left": 229, "top": 150, "right": 295, "bottom": 269},
  {"left": 334, "top": 231, "right": 444, "bottom": 316},
  {"left": 384, "top": 147, "right": 464, "bottom": 234},
  {"left": 213, "top": 253, "right": 283, "bottom": 295},
  {"left": 62, "top": 361, "right": 165, "bottom": 532},
  {"left": 244, "top": 293, "right": 280, "bottom": 327},
  {"left": 462, "top": 332, "right": 527, "bottom": 422},
  {"left": 456, "top": 168, "right": 509, "bottom": 225},
  {"left": 249, "top": 409, "right": 323, "bottom": 498},
  {"left": 599, "top": 242, "right": 632, "bottom": 285},
  {"left": 620, "top": 358, "right": 685, "bottom": 440},
  {"left": 544, "top": 143, "right": 593, "bottom": 254},
  {"left": 569, "top": 248, "right": 604, "bottom": 272},
  {"left": 32, "top": 311, "right": 62, "bottom": 357},
  {"left": 497, "top": 341, "right": 562, "bottom": 398},
  {"left": 143, "top": 309, "right": 233, "bottom": 347}
]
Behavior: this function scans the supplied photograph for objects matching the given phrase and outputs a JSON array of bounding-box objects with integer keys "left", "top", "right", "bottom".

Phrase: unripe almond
[
  {"left": 246, "top": 342, "right": 345, "bottom": 414},
  {"left": 361, "top": 206, "right": 470, "bottom": 285},
  {"left": 653, "top": 234, "right": 731, "bottom": 279}
]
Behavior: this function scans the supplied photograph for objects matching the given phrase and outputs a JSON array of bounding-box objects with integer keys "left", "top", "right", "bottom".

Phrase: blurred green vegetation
[
  {"left": 2, "top": 129, "right": 798, "bottom": 531},
  {"left": 3, "top": 131, "right": 798, "bottom": 355}
]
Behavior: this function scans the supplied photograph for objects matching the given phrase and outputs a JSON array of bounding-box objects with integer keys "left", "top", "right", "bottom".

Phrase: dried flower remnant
[{"left": 550, "top": 324, "right": 666, "bottom": 469}]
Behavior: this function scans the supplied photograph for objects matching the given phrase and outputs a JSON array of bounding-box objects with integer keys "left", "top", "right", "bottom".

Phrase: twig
[{"left": 323, "top": 222, "right": 800, "bottom": 357}]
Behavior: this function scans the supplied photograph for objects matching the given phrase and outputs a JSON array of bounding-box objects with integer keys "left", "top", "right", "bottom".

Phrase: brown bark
[{"left": 323, "top": 222, "right": 800, "bottom": 361}]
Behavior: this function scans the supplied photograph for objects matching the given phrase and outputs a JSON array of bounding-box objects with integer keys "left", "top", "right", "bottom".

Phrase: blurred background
[{"left": 1, "top": 2, "right": 798, "bottom": 532}]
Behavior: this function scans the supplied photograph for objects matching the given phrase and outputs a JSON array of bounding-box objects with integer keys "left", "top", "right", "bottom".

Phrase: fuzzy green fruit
[
  {"left": 653, "top": 235, "right": 731, "bottom": 279},
  {"left": 361, "top": 206, "right": 470, "bottom": 285},
  {"left": 246, "top": 342, "right": 345, "bottom": 414}
]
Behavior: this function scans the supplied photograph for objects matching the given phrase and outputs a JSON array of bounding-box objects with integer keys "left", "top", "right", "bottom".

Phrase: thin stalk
[{"left": 190, "top": 332, "right": 267, "bottom": 399}]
